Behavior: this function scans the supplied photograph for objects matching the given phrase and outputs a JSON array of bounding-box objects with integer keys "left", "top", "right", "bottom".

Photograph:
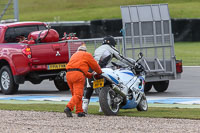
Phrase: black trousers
[
  {"left": 84, "top": 68, "right": 94, "bottom": 99},
  {"left": 84, "top": 86, "right": 94, "bottom": 99}
]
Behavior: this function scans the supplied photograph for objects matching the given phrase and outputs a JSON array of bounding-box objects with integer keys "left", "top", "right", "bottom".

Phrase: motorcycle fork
[{"left": 132, "top": 87, "right": 144, "bottom": 104}]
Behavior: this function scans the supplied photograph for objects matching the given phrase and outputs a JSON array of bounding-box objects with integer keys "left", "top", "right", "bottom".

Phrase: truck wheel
[
  {"left": 144, "top": 82, "right": 152, "bottom": 92},
  {"left": 153, "top": 80, "right": 169, "bottom": 92},
  {"left": 54, "top": 79, "right": 70, "bottom": 91},
  {"left": 0, "top": 66, "right": 19, "bottom": 95}
]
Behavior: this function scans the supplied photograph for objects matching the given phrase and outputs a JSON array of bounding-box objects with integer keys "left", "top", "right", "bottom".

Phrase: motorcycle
[{"left": 93, "top": 52, "right": 148, "bottom": 116}]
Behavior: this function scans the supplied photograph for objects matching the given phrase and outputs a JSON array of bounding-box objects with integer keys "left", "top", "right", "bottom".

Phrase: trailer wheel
[
  {"left": 144, "top": 82, "right": 152, "bottom": 92},
  {"left": 0, "top": 66, "right": 19, "bottom": 95},
  {"left": 153, "top": 80, "right": 169, "bottom": 92},
  {"left": 54, "top": 79, "right": 70, "bottom": 91}
]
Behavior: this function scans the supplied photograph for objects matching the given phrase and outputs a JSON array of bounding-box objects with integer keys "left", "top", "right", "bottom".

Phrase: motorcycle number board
[
  {"left": 47, "top": 63, "right": 66, "bottom": 70},
  {"left": 93, "top": 79, "right": 104, "bottom": 89}
]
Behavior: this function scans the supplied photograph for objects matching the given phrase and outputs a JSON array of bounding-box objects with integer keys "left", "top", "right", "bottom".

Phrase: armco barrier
[
  {"left": 49, "top": 19, "right": 200, "bottom": 42},
  {"left": 171, "top": 19, "right": 200, "bottom": 42},
  {"left": 90, "top": 19, "right": 122, "bottom": 38}
]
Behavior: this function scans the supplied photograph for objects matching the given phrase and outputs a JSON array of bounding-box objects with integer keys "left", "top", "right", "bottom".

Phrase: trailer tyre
[
  {"left": 54, "top": 79, "right": 70, "bottom": 91},
  {"left": 144, "top": 82, "right": 152, "bottom": 92},
  {"left": 0, "top": 66, "right": 19, "bottom": 95},
  {"left": 153, "top": 80, "right": 169, "bottom": 92}
]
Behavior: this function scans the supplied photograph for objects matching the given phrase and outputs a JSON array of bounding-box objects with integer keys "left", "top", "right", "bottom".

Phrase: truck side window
[
  {"left": 15, "top": 26, "right": 38, "bottom": 38},
  {"left": 4, "top": 25, "right": 47, "bottom": 43}
]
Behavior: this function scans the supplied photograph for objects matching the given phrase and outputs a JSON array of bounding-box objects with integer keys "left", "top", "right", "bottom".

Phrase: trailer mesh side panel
[{"left": 120, "top": 4, "right": 175, "bottom": 76}]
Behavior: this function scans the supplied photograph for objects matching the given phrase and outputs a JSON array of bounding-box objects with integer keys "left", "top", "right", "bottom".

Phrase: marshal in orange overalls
[{"left": 66, "top": 47, "right": 102, "bottom": 115}]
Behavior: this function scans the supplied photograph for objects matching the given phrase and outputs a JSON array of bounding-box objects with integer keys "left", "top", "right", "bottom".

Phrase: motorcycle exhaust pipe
[{"left": 112, "top": 84, "right": 126, "bottom": 99}]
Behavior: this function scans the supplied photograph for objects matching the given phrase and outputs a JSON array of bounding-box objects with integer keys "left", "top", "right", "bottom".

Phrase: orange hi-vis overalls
[{"left": 66, "top": 51, "right": 102, "bottom": 114}]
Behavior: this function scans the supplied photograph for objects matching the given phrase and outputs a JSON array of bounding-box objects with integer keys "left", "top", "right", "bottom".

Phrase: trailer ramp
[{"left": 120, "top": 4, "right": 177, "bottom": 81}]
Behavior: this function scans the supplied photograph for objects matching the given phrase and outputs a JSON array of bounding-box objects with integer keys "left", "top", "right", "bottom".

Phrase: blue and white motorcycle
[{"left": 93, "top": 52, "right": 148, "bottom": 116}]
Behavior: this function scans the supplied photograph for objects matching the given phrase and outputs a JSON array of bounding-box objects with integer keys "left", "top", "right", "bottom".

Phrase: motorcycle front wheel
[
  {"left": 137, "top": 95, "right": 148, "bottom": 111},
  {"left": 99, "top": 86, "right": 120, "bottom": 116}
]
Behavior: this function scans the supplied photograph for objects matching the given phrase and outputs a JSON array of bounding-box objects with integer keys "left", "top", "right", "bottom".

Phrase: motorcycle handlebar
[{"left": 119, "top": 54, "right": 134, "bottom": 64}]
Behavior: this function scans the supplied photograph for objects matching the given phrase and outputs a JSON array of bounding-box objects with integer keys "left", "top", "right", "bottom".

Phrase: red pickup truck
[{"left": 0, "top": 21, "right": 82, "bottom": 94}]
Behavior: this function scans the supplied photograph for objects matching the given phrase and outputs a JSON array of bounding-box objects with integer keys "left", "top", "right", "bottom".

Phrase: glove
[{"left": 94, "top": 73, "right": 102, "bottom": 79}]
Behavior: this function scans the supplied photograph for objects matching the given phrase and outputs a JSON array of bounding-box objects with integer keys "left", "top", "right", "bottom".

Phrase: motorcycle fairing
[
  {"left": 101, "top": 68, "right": 119, "bottom": 84},
  {"left": 107, "top": 74, "right": 119, "bottom": 84},
  {"left": 101, "top": 67, "right": 145, "bottom": 109},
  {"left": 121, "top": 72, "right": 134, "bottom": 76},
  {"left": 121, "top": 99, "right": 137, "bottom": 109}
]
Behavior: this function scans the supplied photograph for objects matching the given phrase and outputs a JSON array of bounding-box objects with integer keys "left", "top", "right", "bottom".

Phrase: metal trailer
[
  {"left": 120, "top": 4, "right": 182, "bottom": 92},
  {"left": 66, "top": 4, "right": 182, "bottom": 92}
]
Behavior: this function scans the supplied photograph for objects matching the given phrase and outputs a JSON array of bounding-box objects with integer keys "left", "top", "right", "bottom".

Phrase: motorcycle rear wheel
[
  {"left": 137, "top": 95, "right": 148, "bottom": 111},
  {"left": 99, "top": 86, "right": 120, "bottom": 116}
]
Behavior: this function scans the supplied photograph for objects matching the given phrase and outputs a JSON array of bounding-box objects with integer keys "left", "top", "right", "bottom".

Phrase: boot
[
  {"left": 77, "top": 112, "right": 86, "bottom": 117},
  {"left": 82, "top": 98, "right": 89, "bottom": 114},
  {"left": 99, "top": 105, "right": 102, "bottom": 113},
  {"left": 64, "top": 107, "right": 73, "bottom": 117}
]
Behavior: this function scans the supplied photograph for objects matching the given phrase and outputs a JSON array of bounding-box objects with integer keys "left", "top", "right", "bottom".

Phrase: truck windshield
[{"left": 4, "top": 25, "right": 47, "bottom": 43}]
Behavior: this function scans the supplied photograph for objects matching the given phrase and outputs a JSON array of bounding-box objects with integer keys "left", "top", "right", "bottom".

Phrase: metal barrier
[
  {"left": 66, "top": 37, "right": 124, "bottom": 59},
  {"left": 0, "top": 0, "right": 18, "bottom": 21}
]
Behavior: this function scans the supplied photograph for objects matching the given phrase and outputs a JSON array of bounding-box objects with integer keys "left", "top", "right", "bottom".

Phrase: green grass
[
  {"left": 174, "top": 42, "right": 200, "bottom": 66},
  {"left": 1, "top": 103, "right": 200, "bottom": 120},
  {"left": 3, "top": 0, "right": 200, "bottom": 21},
  {"left": 118, "top": 107, "right": 200, "bottom": 119}
]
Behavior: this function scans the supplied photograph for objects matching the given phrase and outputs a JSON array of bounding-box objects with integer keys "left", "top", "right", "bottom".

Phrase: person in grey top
[{"left": 82, "top": 35, "right": 132, "bottom": 113}]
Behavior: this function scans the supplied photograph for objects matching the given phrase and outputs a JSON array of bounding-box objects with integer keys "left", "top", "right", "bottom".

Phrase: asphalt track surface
[
  {"left": 13, "top": 66, "right": 200, "bottom": 97},
  {"left": 0, "top": 66, "right": 200, "bottom": 106},
  {"left": 147, "top": 66, "right": 200, "bottom": 97}
]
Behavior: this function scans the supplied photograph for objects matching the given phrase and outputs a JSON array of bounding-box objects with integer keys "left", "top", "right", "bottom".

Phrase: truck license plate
[
  {"left": 47, "top": 63, "right": 66, "bottom": 70},
  {"left": 93, "top": 79, "right": 104, "bottom": 89}
]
